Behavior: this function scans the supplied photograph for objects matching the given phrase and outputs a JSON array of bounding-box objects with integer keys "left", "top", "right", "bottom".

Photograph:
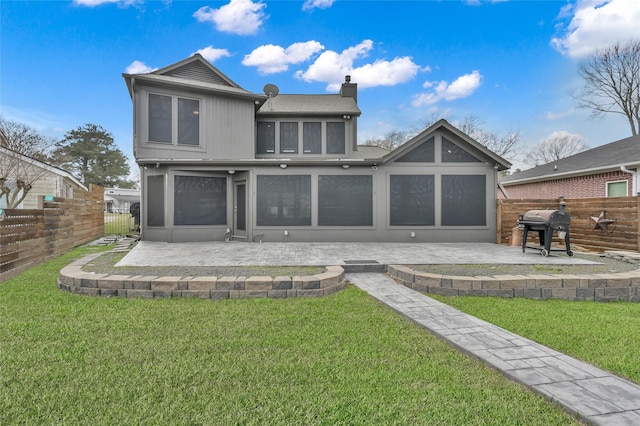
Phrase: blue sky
[{"left": 2, "top": 0, "right": 639, "bottom": 171}]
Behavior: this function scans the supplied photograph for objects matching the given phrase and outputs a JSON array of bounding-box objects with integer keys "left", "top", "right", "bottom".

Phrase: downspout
[
  {"left": 498, "top": 182, "right": 509, "bottom": 199},
  {"left": 620, "top": 166, "right": 638, "bottom": 195}
]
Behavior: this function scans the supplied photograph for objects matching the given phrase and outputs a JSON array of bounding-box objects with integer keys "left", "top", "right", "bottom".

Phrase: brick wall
[{"left": 501, "top": 171, "right": 633, "bottom": 199}]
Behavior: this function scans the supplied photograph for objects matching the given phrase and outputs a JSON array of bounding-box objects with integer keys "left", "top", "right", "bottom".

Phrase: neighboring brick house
[
  {"left": 123, "top": 54, "right": 511, "bottom": 243},
  {"left": 501, "top": 135, "right": 640, "bottom": 199}
]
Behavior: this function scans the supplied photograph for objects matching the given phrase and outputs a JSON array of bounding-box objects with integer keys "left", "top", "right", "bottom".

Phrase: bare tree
[
  {"left": 0, "top": 116, "right": 55, "bottom": 161},
  {"left": 0, "top": 117, "right": 52, "bottom": 208},
  {"left": 0, "top": 153, "right": 45, "bottom": 208},
  {"left": 575, "top": 40, "right": 640, "bottom": 136},
  {"left": 422, "top": 113, "right": 523, "bottom": 162},
  {"left": 362, "top": 129, "right": 412, "bottom": 151},
  {"left": 526, "top": 131, "right": 589, "bottom": 166}
]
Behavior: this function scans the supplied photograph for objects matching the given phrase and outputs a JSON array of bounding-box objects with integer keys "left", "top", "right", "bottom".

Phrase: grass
[
  {"left": 104, "top": 213, "right": 137, "bottom": 235},
  {"left": 430, "top": 295, "right": 640, "bottom": 384},
  {"left": 0, "top": 246, "right": 577, "bottom": 425}
]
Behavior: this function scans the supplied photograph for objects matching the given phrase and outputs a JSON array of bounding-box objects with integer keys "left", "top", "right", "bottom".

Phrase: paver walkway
[{"left": 347, "top": 272, "right": 640, "bottom": 426}]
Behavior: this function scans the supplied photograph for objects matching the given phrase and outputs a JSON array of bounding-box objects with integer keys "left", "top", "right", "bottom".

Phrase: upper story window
[
  {"left": 326, "top": 122, "right": 345, "bottom": 154},
  {"left": 257, "top": 122, "right": 275, "bottom": 154},
  {"left": 280, "top": 122, "right": 298, "bottom": 154},
  {"left": 303, "top": 122, "right": 321, "bottom": 154},
  {"left": 148, "top": 93, "right": 200, "bottom": 146},
  {"left": 256, "top": 120, "right": 346, "bottom": 156}
]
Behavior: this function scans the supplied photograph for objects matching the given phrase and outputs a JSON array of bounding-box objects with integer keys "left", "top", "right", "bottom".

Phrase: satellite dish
[{"left": 263, "top": 83, "right": 279, "bottom": 98}]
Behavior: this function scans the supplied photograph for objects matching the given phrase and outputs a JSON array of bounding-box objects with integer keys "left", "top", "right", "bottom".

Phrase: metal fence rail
[{"left": 104, "top": 208, "right": 140, "bottom": 236}]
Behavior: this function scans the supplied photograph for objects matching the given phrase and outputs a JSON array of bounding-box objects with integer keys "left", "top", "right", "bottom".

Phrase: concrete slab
[{"left": 117, "top": 241, "right": 599, "bottom": 267}]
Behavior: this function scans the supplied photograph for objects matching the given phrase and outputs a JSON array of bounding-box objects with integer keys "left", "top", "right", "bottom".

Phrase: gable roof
[
  {"left": 122, "top": 54, "right": 267, "bottom": 103},
  {"left": 0, "top": 146, "right": 87, "bottom": 190},
  {"left": 502, "top": 134, "right": 640, "bottom": 185},
  {"left": 257, "top": 94, "right": 361, "bottom": 116},
  {"left": 151, "top": 54, "right": 241, "bottom": 88},
  {"left": 381, "top": 119, "right": 512, "bottom": 170}
]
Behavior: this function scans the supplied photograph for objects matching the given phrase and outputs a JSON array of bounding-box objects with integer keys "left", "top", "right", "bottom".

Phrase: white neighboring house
[
  {"left": 104, "top": 187, "right": 140, "bottom": 213},
  {"left": 0, "top": 146, "right": 87, "bottom": 209}
]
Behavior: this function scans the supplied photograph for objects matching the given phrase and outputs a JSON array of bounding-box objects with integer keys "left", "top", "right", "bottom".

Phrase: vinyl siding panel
[{"left": 135, "top": 85, "right": 255, "bottom": 161}]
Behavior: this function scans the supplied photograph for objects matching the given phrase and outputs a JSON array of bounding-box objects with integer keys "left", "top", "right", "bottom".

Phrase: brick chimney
[{"left": 340, "top": 75, "right": 357, "bottom": 102}]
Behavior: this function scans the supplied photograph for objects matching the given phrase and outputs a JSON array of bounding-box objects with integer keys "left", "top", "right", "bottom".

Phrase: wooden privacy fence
[
  {"left": 0, "top": 185, "right": 104, "bottom": 282},
  {"left": 498, "top": 196, "right": 640, "bottom": 252}
]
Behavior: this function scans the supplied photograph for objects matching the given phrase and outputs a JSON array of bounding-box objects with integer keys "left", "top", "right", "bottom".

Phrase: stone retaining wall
[
  {"left": 58, "top": 253, "right": 346, "bottom": 299},
  {"left": 388, "top": 265, "right": 640, "bottom": 302}
]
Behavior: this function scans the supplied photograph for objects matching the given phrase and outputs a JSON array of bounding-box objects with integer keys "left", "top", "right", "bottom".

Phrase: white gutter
[
  {"left": 620, "top": 165, "right": 638, "bottom": 195},
  {"left": 498, "top": 182, "right": 509, "bottom": 199}
]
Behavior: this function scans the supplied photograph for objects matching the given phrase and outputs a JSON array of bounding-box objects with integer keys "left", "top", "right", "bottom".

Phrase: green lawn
[
  {"left": 104, "top": 212, "right": 137, "bottom": 235},
  {"left": 431, "top": 295, "right": 640, "bottom": 384},
  {"left": 0, "top": 246, "right": 577, "bottom": 425}
]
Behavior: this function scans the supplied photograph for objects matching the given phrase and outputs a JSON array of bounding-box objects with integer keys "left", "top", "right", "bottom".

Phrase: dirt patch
[{"left": 82, "top": 251, "right": 324, "bottom": 278}]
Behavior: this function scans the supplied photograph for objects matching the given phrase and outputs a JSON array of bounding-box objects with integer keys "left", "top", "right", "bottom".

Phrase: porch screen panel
[
  {"left": 395, "top": 137, "right": 434, "bottom": 163},
  {"left": 147, "top": 175, "right": 165, "bottom": 227},
  {"left": 303, "top": 122, "right": 321, "bottom": 154},
  {"left": 442, "top": 137, "right": 482, "bottom": 163},
  {"left": 177, "top": 98, "right": 199, "bottom": 146},
  {"left": 318, "top": 175, "right": 372, "bottom": 226},
  {"left": 257, "top": 175, "right": 311, "bottom": 226},
  {"left": 257, "top": 122, "right": 275, "bottom": 154},
  {"left": 326, "top": 122, "right": 345, "bottom": 154},
  {"left": 174, "top": 175, "right": 227, "bottom": 225},
  {"left": 148, "top": 94, "right": 172, "bottom": 143},
  {"left": 390, "top": 175, "right": 435, "bottom": 226},
  {"left": 441, "top": 175, "right": 486, "bottom": 226},
  {"left": 280, "top": 122, "right": 298, "bottom": 154}
]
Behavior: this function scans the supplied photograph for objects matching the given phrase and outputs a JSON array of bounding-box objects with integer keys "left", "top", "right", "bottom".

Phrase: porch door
[{"left": 233, "top": 181, "right": 247, "bottom": 239}]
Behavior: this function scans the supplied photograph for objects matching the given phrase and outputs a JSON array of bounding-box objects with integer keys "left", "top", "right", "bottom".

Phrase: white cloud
[
  {"left": 193, "top": 0, "right": 267, "bottom": 36},
  {"left": 295, "top": 40, "right": 421, "bottom": 90},
  {"left": 302, "top": 0, "right": 335, "bottom": 11},
  {"left": 412, "top": 71, "right": 482, "bottom": 106},
  {"left": 194, "top": 46, "right": 232, "bottom": 63},
  {"left": 242, "top": 41, "right": 324, "bottom": 74},
  {"left": 551, "top": 0, "right": 640, "bottom": 58},
  {"left": 125, "top": 60, "right": 156, "bottom": 74},
  {"left": 544, "top": 108, "right": 575, "bottom": 121},
  {"left": 540, "top": 130, "right": 583, "bottom": 142},
  {"left": 73, "top": 0, "right": 140, "bottom": 6}
]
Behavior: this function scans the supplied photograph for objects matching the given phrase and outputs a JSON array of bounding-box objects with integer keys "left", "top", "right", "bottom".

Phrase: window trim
[
  {"left": 145, "top": 91, "right": 204, "bottom": 149},
  {"left": 606, "top": 179, "right": 628, "bottom": 197},
  {"left": 255, "top": 119, "right": 348, "bottom": 157}
]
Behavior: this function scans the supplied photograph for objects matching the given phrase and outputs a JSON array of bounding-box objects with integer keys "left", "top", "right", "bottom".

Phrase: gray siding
[
  {"left": 165, "top": 61, "right": 231, "bottom": 86},
  {"left": 134, "top": 84, "right": 255, "bottom": 161}
]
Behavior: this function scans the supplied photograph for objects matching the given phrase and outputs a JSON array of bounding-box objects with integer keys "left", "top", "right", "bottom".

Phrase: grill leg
[{"left": 544, "top": 228, "right": 553, "bottom": 251}]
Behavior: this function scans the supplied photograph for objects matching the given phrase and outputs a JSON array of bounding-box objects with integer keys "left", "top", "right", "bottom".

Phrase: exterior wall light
[
  {"left": 228, "top": 170, "right": 236, "bottom": 175},
  {"left": 342, "top": 164, "right": 350, "bottom": 169},
  {"left": 280, "top": 164, "right": 288, "bottom": 169},
  {"left": 343, "top": 115, "right": 351, "bottom": 120}
]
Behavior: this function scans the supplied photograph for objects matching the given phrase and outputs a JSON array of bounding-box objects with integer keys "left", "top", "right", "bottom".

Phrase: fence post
[{"left": 496, "top": 199, "right": 503, "bottom": 244}]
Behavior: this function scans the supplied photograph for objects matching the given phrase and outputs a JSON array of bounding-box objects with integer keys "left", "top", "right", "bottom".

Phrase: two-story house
[{"left": 123, "top": 54, "right": 510, "bottom": 243}]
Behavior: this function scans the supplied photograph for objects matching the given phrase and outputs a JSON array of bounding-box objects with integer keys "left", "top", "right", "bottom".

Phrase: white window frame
[{"left": 606, "top": 179, "right": 628, "bottom": 197}]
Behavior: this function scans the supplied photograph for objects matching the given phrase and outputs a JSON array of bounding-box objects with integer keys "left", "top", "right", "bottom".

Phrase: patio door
[{"left": 233, "top": 181, "right": 247, "bottom": 239}]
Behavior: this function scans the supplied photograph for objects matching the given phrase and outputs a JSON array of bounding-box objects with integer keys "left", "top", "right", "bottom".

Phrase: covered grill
[{"left": 518, "top": 201, "right": 573, "bottom": 257}]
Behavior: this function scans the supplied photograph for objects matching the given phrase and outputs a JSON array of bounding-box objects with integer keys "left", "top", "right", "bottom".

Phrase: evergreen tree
[{"left": 51, "top": 123, "right": 135, "bottom": 188}]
